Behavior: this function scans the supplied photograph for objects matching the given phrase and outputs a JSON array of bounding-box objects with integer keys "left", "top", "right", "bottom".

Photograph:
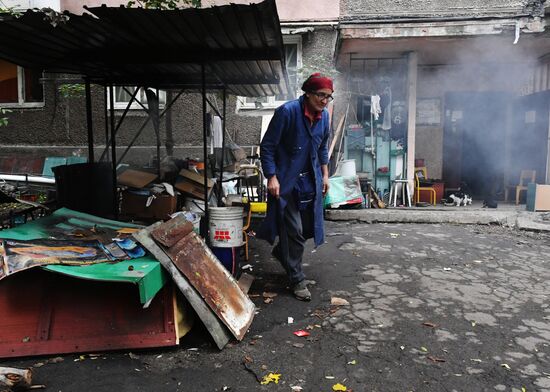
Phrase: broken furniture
[
  {"left": 0, "top": 208, "right": 193, "bottom": 358},
  {"left": 414, "top": 167, "right": 436, "bottom": 206},
  {"left": 505, "top": 169, "right": 536, "bottom": 205}
]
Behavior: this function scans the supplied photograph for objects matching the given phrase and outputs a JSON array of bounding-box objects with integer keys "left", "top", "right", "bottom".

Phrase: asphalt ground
[{"left": 2, "top": 221, "right": 550, "bottom": 392}]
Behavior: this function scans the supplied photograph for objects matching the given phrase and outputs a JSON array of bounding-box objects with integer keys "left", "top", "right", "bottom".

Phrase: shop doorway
[{"left": 443, "top": 92, "right": 510, "bottom": 198}]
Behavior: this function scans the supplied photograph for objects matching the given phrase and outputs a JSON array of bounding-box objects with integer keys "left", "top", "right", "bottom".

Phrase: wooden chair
[
  {"left": 505, "top": 170, "right": 536, "bottom": 205},
  {"left": 414, "top": 167, "right": 436, "bottom": 206}
]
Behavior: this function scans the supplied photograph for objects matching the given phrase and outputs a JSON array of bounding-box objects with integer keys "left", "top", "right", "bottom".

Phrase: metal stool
[{"left": 389, "top": 179, "right": 412, "bottom": 207}]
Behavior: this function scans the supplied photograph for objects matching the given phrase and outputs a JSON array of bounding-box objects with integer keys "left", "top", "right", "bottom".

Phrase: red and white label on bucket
[{"left": 213, "top": 230, "right": 232, "bottom": 241}]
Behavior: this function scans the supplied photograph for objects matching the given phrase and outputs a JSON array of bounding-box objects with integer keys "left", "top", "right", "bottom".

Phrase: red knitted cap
[{"left": 301, "top": 72, "right": 334, "bottom": 92}]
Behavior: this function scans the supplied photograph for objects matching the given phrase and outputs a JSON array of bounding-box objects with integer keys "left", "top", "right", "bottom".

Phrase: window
[
  {"left": 238, "top": 35, "right": 302, "bottom": 110},
  {"left": 113, "top": 86, "right": 166, "bottom": 110},
  {"left": 0, "top": 59, "right": 44, "bottom": 107}
]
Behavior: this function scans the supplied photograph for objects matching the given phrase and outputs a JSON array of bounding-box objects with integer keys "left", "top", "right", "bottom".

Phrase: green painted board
[
  {"left": 0, "top": 208, "right": 167, "bottom": 304},
  {"left": 42, "top": 157, "right": 67, "bottom": 178}
]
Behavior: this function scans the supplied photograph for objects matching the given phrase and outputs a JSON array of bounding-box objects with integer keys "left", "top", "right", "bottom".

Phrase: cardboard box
[
  {"left": 174, "top": 180, "right": 212, "bottom": 200},
  {"left": 120, "top": 191, "right": 177, "bottom": 220},
  {"left": 118, "top": 169, "right": 158, "bottom": 189},
  {"left": 178, "top": 169, "right": 214, "bottom": 188},
  {"left": 527, "top": 183, "right": 550, "bottom": 211},
  {"left": 175, "top": 169, "right": 214, "bottom": 200}
]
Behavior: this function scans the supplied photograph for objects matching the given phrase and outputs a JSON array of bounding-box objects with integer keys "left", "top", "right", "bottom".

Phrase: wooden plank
[
  {"left": 151, "top": 215, "right": 194, "bottom": 248},
  {"left": 117, "top": 169, "right": 157, "bottom": 188},
  {"left": 237, "top": 273, "right": 254, "bottom": 295},
  {"left": 329, "top": 114, "right": 346, "bottom": 159},
  {"left": 165, "top": 232, "right": 255, "bottom": 341},
  {"left": 133, "top": 226, "right": 232, "bottom": 350}
]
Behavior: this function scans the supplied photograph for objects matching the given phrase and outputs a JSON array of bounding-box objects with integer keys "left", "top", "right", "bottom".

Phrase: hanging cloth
[
  {"left": 381, "top": 86, "right": 392, "bottom": 130},
  {"left": 370, "top": 95, "right": 381, "bottom": 121},
  {"left": 211, "top": 115, "right": 223, "bottom": 148}
]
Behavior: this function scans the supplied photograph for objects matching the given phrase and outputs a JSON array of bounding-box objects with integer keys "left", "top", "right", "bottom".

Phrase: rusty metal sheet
[
  {"left": 133, "top": 226, "right": 232, "bottom": 350},
  {"left": 166, "top": 232, "right": 255, "bottom": 341},
  {"left": 151, "top": 215, "right": 194, "bottom": 248}
]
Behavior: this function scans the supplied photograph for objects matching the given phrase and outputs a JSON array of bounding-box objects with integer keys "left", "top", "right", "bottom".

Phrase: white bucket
[
  {"left": 336, "top": 159, "right": 356, "bottom": 177},
  {"left": 185, "top": 197, "right": 205, "bottom": 214},
  {"left": 209, "top": 207, "right": 244, "bottom": 248}
]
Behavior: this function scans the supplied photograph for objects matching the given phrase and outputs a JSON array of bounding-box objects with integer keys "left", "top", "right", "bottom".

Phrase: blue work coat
[{"left": 258, "top": 95, "right": 330, "bottom": 247}]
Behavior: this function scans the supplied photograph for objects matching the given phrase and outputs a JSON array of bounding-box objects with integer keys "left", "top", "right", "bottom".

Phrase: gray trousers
[{"left": 274, "top": 196, "right": 310, "bottom": 285}]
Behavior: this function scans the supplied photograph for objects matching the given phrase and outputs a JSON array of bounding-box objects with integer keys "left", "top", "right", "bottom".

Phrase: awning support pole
[
  {"left": 201, "top": 64, "right": 210, "bottom": 243},
  {"left": 109, "top": 84, "right": 118, "bottom": 218},
  {"left": 103, "top": 85, "right": 109, "bottom": 160},
  {"left": 85, "top": 78, "right": 94, "bottom": 163},
  {"left": 99, "top": 86, "right": 140, "bottom": 162},
  {"left": 116, "top": 90, "right": 184, "bottom": 166},
  {"left": 218, "top": 87, "right": 227, "bottom": 206}
]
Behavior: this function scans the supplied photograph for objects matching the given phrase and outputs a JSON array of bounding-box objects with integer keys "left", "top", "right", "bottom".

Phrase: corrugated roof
[{"left": 0, "top": 0, "right": 289, "bottom": 96}]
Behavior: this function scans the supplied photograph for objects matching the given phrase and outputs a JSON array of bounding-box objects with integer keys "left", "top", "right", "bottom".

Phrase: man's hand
[
  {"left": 322, "top": 175, "right": 330, "bottom": 196},
  {"left": 267, "top": 175, "right": 280, "bottom": 199}
]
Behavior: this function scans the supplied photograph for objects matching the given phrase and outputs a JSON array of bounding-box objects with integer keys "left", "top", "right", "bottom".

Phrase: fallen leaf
[
  {"left": 264, "top": 298, "right": 274, "bottom": 304},
  {"left": 261, "top": 364, "right": 268, "bottom": 370},
  {"left": 422, "top": 322, "right": 438, "bottom": 328},
  {"left": 501, "top": 363, "right": 511, "bottom": 370},
  {"left": 389, "top": 233, "right": 399, "bottom": 238},
  {"left": 306, "top": 325, "right": 315, "bottom": 330},
  {"left": 332, "top": 383, "right": 348, "bottom": 391},
  {"left": 347, "top": 360, "right": 357, "bottom": 365},
  {"left": 420, "top": 347, "right": 428, "bottom": 352},
  {"left": 522, "top": 387, "right": 527, "bottom": 392},
  {"left": 293, "top": 330, "right": 310, "bottom": 337},
  {"left": 260, "top": 372, "right": 281, "bottom": 385},
  {"left": 427, "top": 355, "right": 446, "bottom": 363},
  {"left": 471, "top": 321, "right": 476, "bottom": 327},
  {"left": 331, "top": 297, "right": 350, "bottom": 306},
  {"left": 293, "top": 343, "right": 305, "bottom": 348},
  {"left": 262, "top": 292, "right": 278, "bottom": 299},
  {"left": 243, "top": 355, "right": 253, "bottom": 364},
  {"left": 470, "top": 358, "right": 482, "bottom": 363}
]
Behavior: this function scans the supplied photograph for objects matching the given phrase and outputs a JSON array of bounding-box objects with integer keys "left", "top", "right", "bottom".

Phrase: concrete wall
[{"left": 340, "top": 0, "right": 545, "bottom": 20}]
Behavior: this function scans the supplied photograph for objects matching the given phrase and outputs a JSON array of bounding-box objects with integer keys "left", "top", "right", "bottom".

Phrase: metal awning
[{"left": 0, "top": 0, "right": 289, "bottom": 96}]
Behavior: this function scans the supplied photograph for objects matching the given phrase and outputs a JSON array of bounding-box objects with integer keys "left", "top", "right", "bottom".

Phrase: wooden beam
[{"left": 406, "top": 52, "right": 418, "bottom": 192}]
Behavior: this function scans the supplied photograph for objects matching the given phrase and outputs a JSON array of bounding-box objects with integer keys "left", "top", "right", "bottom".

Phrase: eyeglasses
[{"left": 311, "top": 92, "right": 334, "bottom": 102}]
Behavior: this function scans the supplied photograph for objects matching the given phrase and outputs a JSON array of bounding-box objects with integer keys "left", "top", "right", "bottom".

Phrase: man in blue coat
[{"left": 258, "top": 73, "right": 333, "bottom": 301}]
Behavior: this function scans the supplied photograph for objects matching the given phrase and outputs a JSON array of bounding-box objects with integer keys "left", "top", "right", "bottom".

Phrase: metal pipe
[
  {"left": 218, "top": 87, "right": 226, "bottom": 206},
  {"left": 109, "top": 84, "right": 118, "bottom": 218},
  {"left": 99, "top": 86, "right": 140, "bottom": 162},
  {"left": 0, "top": 174, "right": 55, "bottom": 184},
  {"left": 103, "top": 85, "right": 109, "bottom": 160},
  {"left": 117, "top": 89, "right": 184, "bottom": 166},
  {"left": 201, "top": 64, "right": 210, "bottom": 243},
  {"left": 85, "top": 78, "right": 94, "bottom": 163}
]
